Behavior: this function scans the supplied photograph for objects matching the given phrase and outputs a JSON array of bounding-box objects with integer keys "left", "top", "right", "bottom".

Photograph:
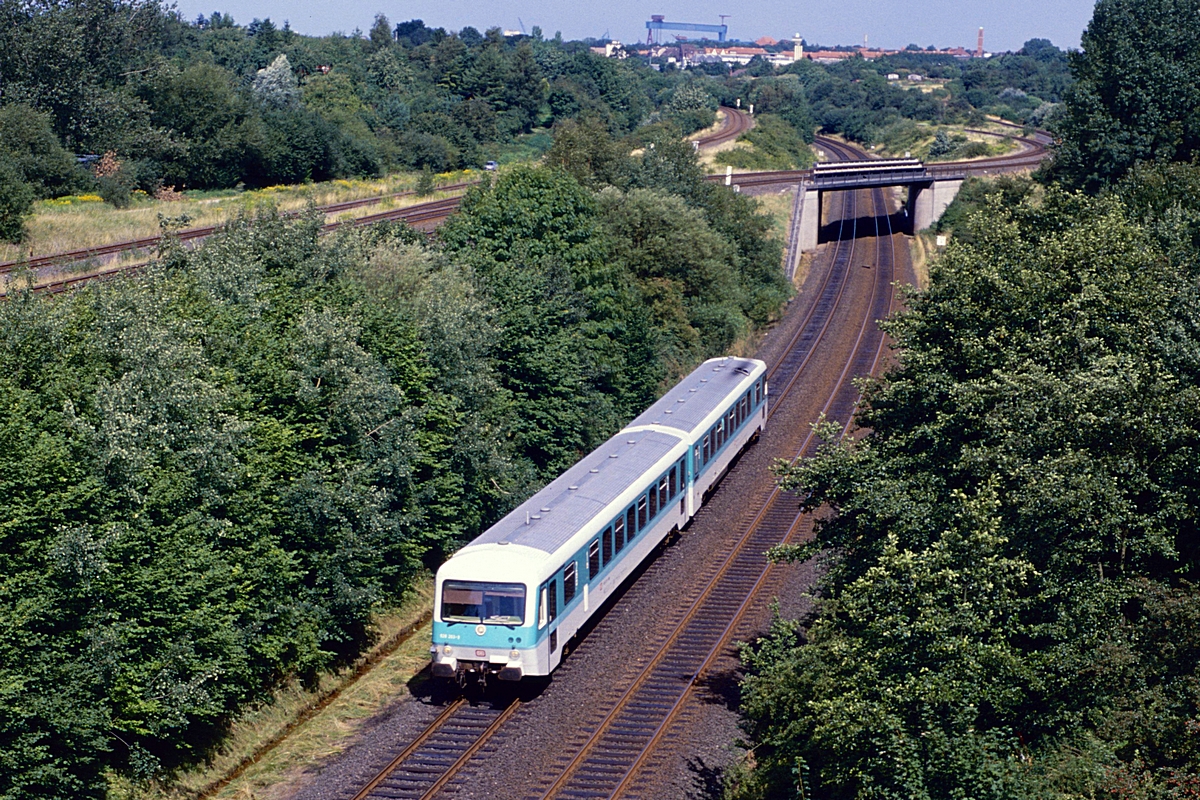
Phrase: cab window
[{"left": 441, "top": 580, "right": 525, "bottom": 625}]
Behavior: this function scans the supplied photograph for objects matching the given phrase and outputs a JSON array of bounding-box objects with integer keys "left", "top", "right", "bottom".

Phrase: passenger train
[{"left": 430, "top": 356, "right": 768, "bottom": 684}]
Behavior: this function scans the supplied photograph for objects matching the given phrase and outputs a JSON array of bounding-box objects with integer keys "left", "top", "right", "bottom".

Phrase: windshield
[{"left": 441, "top": 580, "right": 526, "bottom": 625}]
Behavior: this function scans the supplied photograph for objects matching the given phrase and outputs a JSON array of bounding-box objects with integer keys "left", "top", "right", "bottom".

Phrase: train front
[{"left": 430, "top": 544, "right": 542, "bottom": 684}]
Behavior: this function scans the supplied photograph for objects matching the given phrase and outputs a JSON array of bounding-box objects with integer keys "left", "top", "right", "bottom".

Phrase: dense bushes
[
  {"left": 731, "top": 182, "right": 1200, "bottom": 799},
  {"left": 0, "top": 136, "right": 789, "bottom": 796},
  {"left": 0, "top": 214, "right": 505, "bottom": 795},
  {"left": 715, "top": 114, "right": 814, "bottom": 171}
]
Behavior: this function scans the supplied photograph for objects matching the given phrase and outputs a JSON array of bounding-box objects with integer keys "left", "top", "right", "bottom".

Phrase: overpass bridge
[{"left": 796, "top": 159, "right": 967, "bottom": 251}]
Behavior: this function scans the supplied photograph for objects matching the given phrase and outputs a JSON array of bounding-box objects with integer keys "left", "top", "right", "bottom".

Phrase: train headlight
[
  {"left": 443, "top": 645, "right": 453, "bottom": 655},
  {"left": 510, "top": 649, "right": 520, "bottom": 660}
]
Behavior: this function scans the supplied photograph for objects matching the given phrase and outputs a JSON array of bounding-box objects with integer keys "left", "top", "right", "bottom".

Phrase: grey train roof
[
  {"left": 470, "top": 428, "right": 685, "bottom": 555},
  {"left": 465, "top": 358, "right": 762, "bottom": 559},
  {"left": 622, "top": 357, "right": 762, "bottom": 437}
]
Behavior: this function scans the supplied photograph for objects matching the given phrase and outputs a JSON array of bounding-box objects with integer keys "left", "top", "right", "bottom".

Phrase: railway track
[
  {"left": 610, "top": 193, "right": 901, "bottom": 800},
  {"left": 527, "top": 150, "right": 900, "bottom": 800},
  {"left": 0, "top": 182, "right": 474, "bottom": 278},
  {"left": 5, "top": 110, "right": 1043, "bottom": 297},
  {"left": 692, "top": 106, "right": 754, "bottom": 148},
  {"left": 328, "top": 137, "right": 899, "bottom": 800},
  {"left": 5, "top": 194, "right": 468, "bottom": 297}
]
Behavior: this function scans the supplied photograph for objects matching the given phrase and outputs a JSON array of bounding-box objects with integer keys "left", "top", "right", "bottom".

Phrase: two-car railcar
[{"left": 430, "top": 356, "right": 767, "bottom": 684}]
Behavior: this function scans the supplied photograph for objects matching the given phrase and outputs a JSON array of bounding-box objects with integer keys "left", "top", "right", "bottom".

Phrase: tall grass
[
  {"left": 108, "top": 580, "right": 436, "bottom": 800},
  {"left": 0, "top": 171, "right": 476, "bottom": 264}
]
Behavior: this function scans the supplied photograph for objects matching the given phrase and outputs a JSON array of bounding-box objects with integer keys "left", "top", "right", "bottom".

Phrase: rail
[
  {"left": 533, "top": 151, "right": 901, "bottom": 800},
  {"left": 333, "top": 135, "right": 891, "bottom": 800}
]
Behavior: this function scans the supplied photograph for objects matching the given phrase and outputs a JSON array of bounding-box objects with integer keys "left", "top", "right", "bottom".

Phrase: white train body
[{"left": 431, "top": 357, "right": 767, "bottom": 682}]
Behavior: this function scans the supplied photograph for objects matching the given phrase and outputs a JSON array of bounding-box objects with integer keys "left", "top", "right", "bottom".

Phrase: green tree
[
  {"left": 736, "top": 191, "right": 1200, "bottom": 798},
  {"left": 0, "top": 104, "right": 79, "bottom": 197},
  {"left": 252, "top": 54, "right": 300, "bottom": 109},
  {"left": 0, "top": 156, "right": 36, "bottom": 242},
  {"left": 1051, "top": 0, "right": 1200, "bottom": 192}
]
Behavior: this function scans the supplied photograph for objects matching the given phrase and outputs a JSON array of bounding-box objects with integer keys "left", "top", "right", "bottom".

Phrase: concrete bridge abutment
[
  {"left": 798, "top": 187, "right": 821, "bottom": 253},
  {"left": 793, "top": 166, "right": 965, "bottom": 253},
  {"left": 907, "top": 178, "right": 964, "bottom": 233}
]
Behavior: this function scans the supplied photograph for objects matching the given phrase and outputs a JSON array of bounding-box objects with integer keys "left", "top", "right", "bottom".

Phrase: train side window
[
  {"left": 627, "top": 505, "right": 637, "bottom": 537},
  {"left": 717, "top": 419, "right": 725, "bottom": 449},
  {"left": 702, "top": 434, "right": 710, "bottom": 463},
  {"left": 638, "top": 496, "right": 648, "bottom": 529},
  {"left": 693, "top": 445, "right": 701, "bottom": 469},
  {"left": 563, "top": 563, "right": 577, "bottom": 605},
  {"left": 649, "top": 482, "right": 658, "bottom": 518},
  {"left": 547, "top": 580, "right": 557, "bottom": 623},
  {"left": 614, "top": 518, "right": 625, "bottom": 552},
  {"left": 588, "top": 541, "right": 600, "bottom": 579},
  {"left": 602, "top": 527, "right": 613, "bottom": 564},
  {"left": 659, "top": 476, "right": 668, "bottom": 508},
  {"left": 755, "top": 381, "right": 761, "bottom": 405},
  {"left": 539, "top": 586, "right": 547, "bottom": 628},
  {"left": 668, "top": 467, "right": 677, "bottom": 498},
  {"left": 728, "top": 409, "right": 736, "bottom": 434}
]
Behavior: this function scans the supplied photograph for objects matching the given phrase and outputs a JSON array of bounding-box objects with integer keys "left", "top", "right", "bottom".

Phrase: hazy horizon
[{"left": 174, "top": 0, "right": 1097, "bottom": 54}]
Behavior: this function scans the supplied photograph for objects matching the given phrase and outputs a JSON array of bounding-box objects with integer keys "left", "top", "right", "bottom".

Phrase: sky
[{"left": 174, "top": 0, "right": 1098, "bottom": 53}]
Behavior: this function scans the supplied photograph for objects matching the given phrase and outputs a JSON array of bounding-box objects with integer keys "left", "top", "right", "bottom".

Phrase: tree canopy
[
  {"left": 0, "top": 129, "right": 790, "bottom": 795},
  {"left": 730, "top": 176, "right": 1200, "bottom": 799},
  {"left": 1051, "top": 0, "right": 1200, "bottom": 192}
]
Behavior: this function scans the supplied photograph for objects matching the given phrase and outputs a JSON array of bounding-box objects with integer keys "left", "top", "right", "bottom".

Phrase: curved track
[
  {"left": 3, "top": 195, "right": 467, "bottom": 297},
  {"left": 328, "top": 137, "right": 901, "bottom": 800},
  {"left": 530, "top": 167, "right": 900, "bottom": 800},
  {"left": 4, "top": 112, "right": 1046, "bottom": 297},
  {"left": 0, "top": 183, "right": 473, "bottom": 278},
  {"left": 692, "top": 106, "right": 754, "bottom": 148}
]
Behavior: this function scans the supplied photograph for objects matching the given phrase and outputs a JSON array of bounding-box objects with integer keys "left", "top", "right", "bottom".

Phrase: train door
[{"left": 686, "top": 443, "right": 697, "bottom": 517}]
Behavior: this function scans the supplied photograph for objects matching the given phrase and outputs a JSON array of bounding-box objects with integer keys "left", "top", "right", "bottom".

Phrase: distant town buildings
[
  {"left": 589, "top": 28, "right": 985, "bottom": 67},
  {"left": 590, "top": 41, "right": 628, "bottom": 58}
]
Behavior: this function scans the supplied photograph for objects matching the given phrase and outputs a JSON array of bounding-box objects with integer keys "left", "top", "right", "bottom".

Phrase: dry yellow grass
[
  {"left": 0, "top": 172, "right": 477, "bottom": 266},
  {"left": 908, "top": 230, "right": 937, "bottom": 290},
  {"left": 0, "top": 182, "right": 472, "bottom": 295},
  {"left": 752, "top": 189, "right": 818, "bottom": 290},
  {"left": 109, "top": 579, "right": 436, "bottom": 800},
  {"left": 753, "top": 189, "right": 794, "bottom": 239}
]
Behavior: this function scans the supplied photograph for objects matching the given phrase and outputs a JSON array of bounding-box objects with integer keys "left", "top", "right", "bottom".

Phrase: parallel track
[
  {"left": 529, "top": 166, "right": 899, "bottom": 800},
  {"left": 338, "top": 137, "right": 895, "bottom": 800},
  {"left": 3, "top": 105, "right": 750, "bottom": 286},
  {"left": 0, "top": 183, "right": 474, "bottom": 278},
  {"left": 611, "top": 186, "right": 900, "bottom": 800}
]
